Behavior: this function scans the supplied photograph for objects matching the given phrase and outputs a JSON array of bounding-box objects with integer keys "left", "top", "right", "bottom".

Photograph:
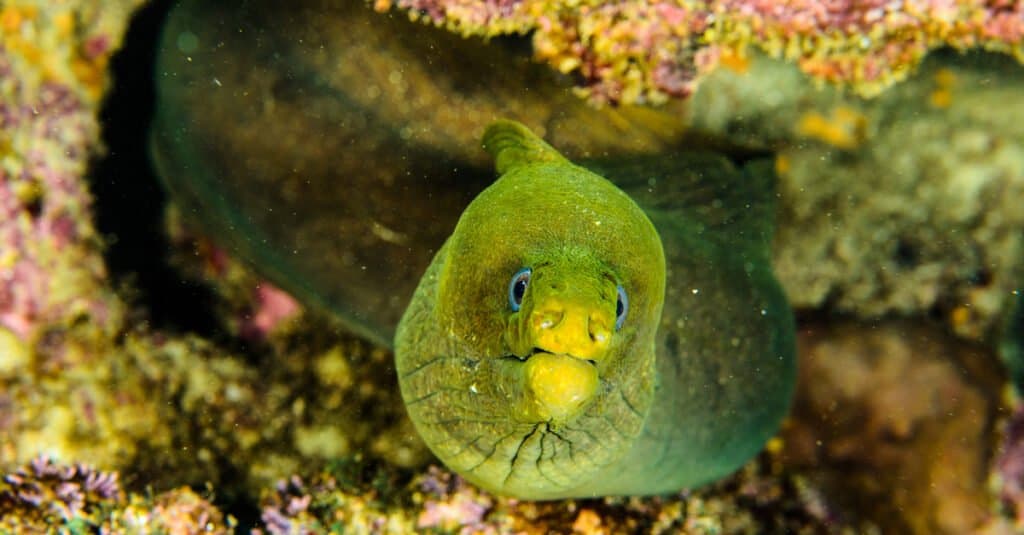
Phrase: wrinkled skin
[{"left": 395, "top": 121, "right": 795, "bottom": 499}]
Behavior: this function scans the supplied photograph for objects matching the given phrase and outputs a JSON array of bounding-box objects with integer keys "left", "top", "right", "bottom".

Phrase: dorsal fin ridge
[
  {"left": 584, "top": 153, "right": 778, "bottom": 261},
  {"left": 482, "top": 119, "right": 568, "bottom": 175}
]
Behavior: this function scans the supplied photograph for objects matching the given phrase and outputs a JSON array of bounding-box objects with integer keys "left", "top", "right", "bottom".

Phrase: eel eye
[
  {"left": 615, "top": 285, "right": 628, "bottom": 330},
  {"left": 508, "top": 267, "right": 531, "bottom": 311}
]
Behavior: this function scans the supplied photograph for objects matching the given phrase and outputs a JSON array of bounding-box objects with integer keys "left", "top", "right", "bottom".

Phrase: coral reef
[
  {"left": 994, "top": 403, "right": 1024, "bottom": 529},
  {"left": 0, "top": 456, "right": 234, "bottom": 533},
  {"left": 1, "top": 456, "right": 121, "bottom": 529},
  {"left": 254, "top": 460, "right": 842, "bottom": 534},
  {"left": 1, "top": 0, "right": 1020, "bottom": 532},
  {"left": 379, "top": 0, "right": 1024, "bottom": 105},
  {"left": 0, "top": 0, "right": 419, "bottom": 502},
  {"left": 685, "top": 50, "right": 1024, "bottom": 341},
  {"left": 0, "top": 0, "right": 140, "bottom": 344},
  {"left": 0, "top": 295, "right": 428, "bottom": 500}
]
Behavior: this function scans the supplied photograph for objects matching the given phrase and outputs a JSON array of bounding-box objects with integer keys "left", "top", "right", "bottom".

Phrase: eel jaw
[{"left": 520, "top": 350, "right": 599, "bottom": 425}]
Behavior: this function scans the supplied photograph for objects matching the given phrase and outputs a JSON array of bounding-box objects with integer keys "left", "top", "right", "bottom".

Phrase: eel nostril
[
  {"left": 588, "top": 313, "right": 611, "bottom": 345},
  {"left": 534, "top": 308, "right": 564, "bottom": 330}
]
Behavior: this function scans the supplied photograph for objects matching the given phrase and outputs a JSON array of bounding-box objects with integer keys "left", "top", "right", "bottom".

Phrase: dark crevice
[
  {"left": 893, "top": 237, "right": 919, "bottom": 269},
  {"left": 89, "top": 0, "right": 263, "bottom": 530},
  {"left": 90, "top": 0, "right": 220, "bottom": 338}
]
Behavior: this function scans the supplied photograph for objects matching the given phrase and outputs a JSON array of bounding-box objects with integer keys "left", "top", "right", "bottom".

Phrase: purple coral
[
  {"left": 258, "top": 475, "right": 328, "bottom": 535},
  {"left": 0, "top": 455, "right": 121, "bottom": 523},
  {"left": 415, "top": 466, "right": 493, "bottom": 533},
  {"left": 996, "top": 405, "right": 1024, "bottom": 527},
  {"left": 2, "top": 456, "right": 236, "bottom": 531}
]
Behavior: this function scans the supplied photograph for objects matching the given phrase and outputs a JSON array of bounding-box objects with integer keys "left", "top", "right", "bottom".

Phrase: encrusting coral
[
  {"left": 378, "top": 0, "right": 1024, "bottom": 105},
  {"left": 253, "top": 461, "right": 847, "bottom": 534},
  {"left": 0, "top": 0, "right": 139, "bottom": 345},
  {"left": 0, "top": 456, "right": 235, "bottom": 533},
  {"left": 0, "top": 0, "right": 420, "bottom": 499}
]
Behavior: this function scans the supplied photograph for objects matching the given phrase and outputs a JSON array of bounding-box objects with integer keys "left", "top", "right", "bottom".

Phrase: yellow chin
[{"left": 524, "top": 352, "right": 599, "bottom": 424}]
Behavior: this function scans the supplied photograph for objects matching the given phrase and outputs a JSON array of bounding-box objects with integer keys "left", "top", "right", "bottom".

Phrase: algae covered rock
[
  {"left": 784, "top": 321, "right": 1006, "bottom": 533},
  {"left": 685, "top": 50, "right": 1024, "bottom": 341},
  {"left": 375, "top": 0, "right": 1024, "bottom": 106}
]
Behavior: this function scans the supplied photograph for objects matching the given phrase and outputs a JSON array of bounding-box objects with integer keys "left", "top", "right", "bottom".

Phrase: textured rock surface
[
  {"left": 688, "top": 52, "right": 1024, "bottom": 341},
  {"left": 0, "top": 456, "right": 235, "bottom": 533},
  {"left": 0, "top": 0, "right": 138, "bottom": 343},
  {"left": 783, "top": 321, "right": 1007, "bottom": 533},
  {"left": 377, "top": 0, "right": 1024, "bottom": 105}
]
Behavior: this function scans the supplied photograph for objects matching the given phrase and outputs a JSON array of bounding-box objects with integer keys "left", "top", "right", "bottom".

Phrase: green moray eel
[
  {"left": 395, "top": 120, "right": 796, "bottom": 499},
  {"left": 150, "top": 0, "right": 792, "bottom": 497}
]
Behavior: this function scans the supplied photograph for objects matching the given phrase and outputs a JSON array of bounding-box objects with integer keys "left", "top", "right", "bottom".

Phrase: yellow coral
[
  {"left": 53, "top": 10, "right": 73, "bottom": 37},
  {"left": 0, "top": 6, "right": 25, "bottom": 32},
  {"left": 1, "top": 0, "right": 143, "bottom": 105},
  {"left": 929, "top": 67, "right": 957, "bottom": 108},
  {"left": 795, "top": 106, "right": 868, "bottom": 150},
  {"left": 774, "top": 154, "right": 791, "bottom": 177},
  {"left": 718, "top": 47, "right": 750, "bottom": 73}
]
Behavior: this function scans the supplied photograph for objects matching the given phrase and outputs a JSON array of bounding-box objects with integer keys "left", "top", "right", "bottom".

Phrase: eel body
[
  {"left": 150, "top": 0, "right": 688, "bottom": 348},
  {"left": 395, "top": 120, "right": 796, "bottom": 499}
]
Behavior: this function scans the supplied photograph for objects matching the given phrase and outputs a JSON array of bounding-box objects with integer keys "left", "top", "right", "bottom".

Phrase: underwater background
[{"left": 1, "top": 0, "right": 1023, "bottom": 533}]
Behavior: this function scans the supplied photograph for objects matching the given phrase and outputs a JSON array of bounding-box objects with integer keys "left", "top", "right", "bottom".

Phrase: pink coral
[
  {"left": 238, "top": 283, "right": 301, "bottom": 342},
  {"left": 0, "top": 46, "right": 118, "bottom": 341},
  {"left": 416, "top": 466, "right": 493, "bottom": 532},
  {"left": 378, "top": 0, "right": 1024, "bottom": 104}
]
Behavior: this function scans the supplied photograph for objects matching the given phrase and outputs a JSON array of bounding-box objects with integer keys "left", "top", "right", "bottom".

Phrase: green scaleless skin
[{"left": 395, "top": 120, "right": 796, "bottom": 499}]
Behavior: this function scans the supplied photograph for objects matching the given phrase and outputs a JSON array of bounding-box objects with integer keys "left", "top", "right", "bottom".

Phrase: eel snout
[{"left": 529, "top": 296, "right": 613, "bottom": 362}]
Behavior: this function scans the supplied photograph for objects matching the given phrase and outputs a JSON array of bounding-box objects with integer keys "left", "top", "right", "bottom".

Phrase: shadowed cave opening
[
  {"left": 90, "top": 0, "right": 221, "bottom": 338},
  {"left": 88, "top": 0, "right": 262, "bottom": 529}
]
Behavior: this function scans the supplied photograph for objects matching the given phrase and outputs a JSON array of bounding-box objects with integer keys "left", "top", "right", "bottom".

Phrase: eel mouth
[
  {"left": 504, "top": 348, "right": 598, "bottom": 368},
  {"left": 504, "top": 349, "right": 601, "bottom": 424}
]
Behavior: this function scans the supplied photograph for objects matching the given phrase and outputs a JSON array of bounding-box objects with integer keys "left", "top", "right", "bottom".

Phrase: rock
[{"left": 783, "top": 320, "right": 1007, "bottom": 533}]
